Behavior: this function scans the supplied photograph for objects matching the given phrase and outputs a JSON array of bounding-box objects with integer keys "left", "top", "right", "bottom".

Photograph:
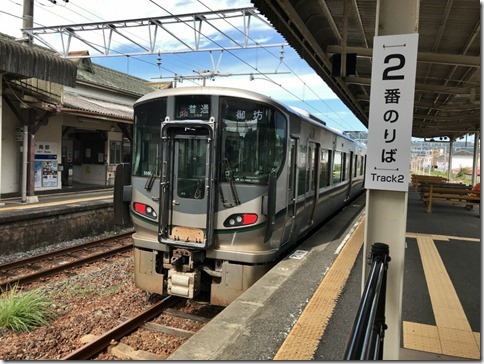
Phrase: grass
[{"left": 0, "top": 286, "right": 56, "bottom": 332}]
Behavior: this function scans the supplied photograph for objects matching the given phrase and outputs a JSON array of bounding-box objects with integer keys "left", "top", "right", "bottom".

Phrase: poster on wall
[
  {"left": 34, "top": 161, "right": 42, "bottom": 188},
  {"left": 34, "top": 142, "right": 58, "bottom": 189},
  {"left": 42, "top": 161, "right": 58, "bottom": 187}
]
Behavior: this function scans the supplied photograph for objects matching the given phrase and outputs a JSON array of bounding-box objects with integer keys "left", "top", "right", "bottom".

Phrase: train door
[
  {"left": 301, "top": 142, "right": 318, "bottom": 229},
  {"left": 282, "top": 137, "right": 298, "bottom": 243},
  {"left": 158, "top": 122, "right": 215, "bottom": 249}
]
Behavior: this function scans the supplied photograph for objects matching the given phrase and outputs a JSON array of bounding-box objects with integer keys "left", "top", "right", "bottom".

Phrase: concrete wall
[{"left": 0, "top": 203, "right": 117, "bottom": 254}]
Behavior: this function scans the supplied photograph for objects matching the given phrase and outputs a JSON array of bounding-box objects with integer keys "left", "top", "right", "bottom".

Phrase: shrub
[{"left": 0, "top": 286, "right": 56, "bottom": 332}]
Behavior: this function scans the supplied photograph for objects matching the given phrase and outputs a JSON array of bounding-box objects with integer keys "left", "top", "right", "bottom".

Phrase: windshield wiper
[
  {"left": 145, "top": 170, "right": 156, "bottom": 192},
  {"left": 223, "top": 158, "right": 240, "bottom": 206}
]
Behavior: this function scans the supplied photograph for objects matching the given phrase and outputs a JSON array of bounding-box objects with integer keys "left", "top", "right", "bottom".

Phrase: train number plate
[{"left": 170, "top": 226, "right": 205, "bottom": 243}]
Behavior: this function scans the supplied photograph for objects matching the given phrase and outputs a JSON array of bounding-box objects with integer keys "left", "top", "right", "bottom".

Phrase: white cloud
[{"left": 0, "top": 0, "right": 364, "bottom": 130}]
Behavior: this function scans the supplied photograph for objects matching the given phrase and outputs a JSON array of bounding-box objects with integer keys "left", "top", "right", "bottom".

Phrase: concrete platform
[
  {"left": 168, "top": 188, "right": 481, "bottom": 361},
  {"left": 0, "top": 187, "right": 117, "bottom": 254}
]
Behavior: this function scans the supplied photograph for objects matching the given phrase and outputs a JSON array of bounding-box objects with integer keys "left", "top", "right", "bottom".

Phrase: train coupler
[
  {"left": 167, "top": 269, "right": 200, "bottom": 298},
  {"left": 164, "top": 248, "right": 204, "bottom": 272}
]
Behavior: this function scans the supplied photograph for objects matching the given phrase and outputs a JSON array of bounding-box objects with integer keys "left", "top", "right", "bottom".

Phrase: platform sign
[{"left": 365, "top": 33, "right": 419, "bottom": 192}]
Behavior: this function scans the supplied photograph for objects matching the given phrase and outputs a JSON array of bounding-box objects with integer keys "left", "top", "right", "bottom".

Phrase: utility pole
[
  {"left": 22, "top": 0, "right": 34, "bottom": 44},
  {"left": 21, "top": 0, "right": 38, "bottom": 203}
]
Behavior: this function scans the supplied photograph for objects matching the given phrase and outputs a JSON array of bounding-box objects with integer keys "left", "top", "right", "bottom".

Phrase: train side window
[
  {"left": 306, "top": 146, "right": 311, "bottom": 192},
  {"left": 353, "top": 154, "right": 358, "bottom": 178},
  {"left": 341, "top": 152, "right": 349, "bottom": 181},
  {"left": 309, "top": 143, "right": 318, "bottom": 191},
  {"left": 298, "top": 143, "right": 307, "bottom": 196},
  {"left": 345, "top": 153, "right": 351, "bottom": 181},
  {"left": 333, "top": 151, "right": 342, "bottom": 183},
  {"left": 289, "top": 142, "right": 295, "bottom": 191},
  {"left": 319, "top": 149, "right": 330, "bottom": 188}
]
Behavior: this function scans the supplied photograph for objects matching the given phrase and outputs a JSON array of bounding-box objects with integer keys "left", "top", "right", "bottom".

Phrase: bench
[
  {"left": 418, "top": 182, "right": 469, "bottom": 199},
  {"left": 422, "top": 185, "right": 480, "bottom": 213},
  {"left": 411, "top": 174, "right": 448, "bottom": 191}
]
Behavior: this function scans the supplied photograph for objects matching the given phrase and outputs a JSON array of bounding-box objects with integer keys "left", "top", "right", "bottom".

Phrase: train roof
[{"left": 135, "top": 86, "right": 362, "bottom": 145}]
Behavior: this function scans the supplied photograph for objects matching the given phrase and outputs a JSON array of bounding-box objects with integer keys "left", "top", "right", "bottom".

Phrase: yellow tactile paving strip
[
  {"left": 406, "top": 232, "right": 480, "bottom": 243},
  {"left": 273, "top": 217, "right": 365, "bottom": 360},
  {"left": 403, "top": 232, "right": 480, "bottom": 360},
  {"left": 0, "top": 195, "right": 112, "bottom": 211},
  {"left": 273, "top": 226, "right": 480, "bottom": 360}
]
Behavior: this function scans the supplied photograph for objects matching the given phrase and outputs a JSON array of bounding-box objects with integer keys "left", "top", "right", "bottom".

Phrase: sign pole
[{"left": 363, "top": 0, "right": 420, "bottom": 359}]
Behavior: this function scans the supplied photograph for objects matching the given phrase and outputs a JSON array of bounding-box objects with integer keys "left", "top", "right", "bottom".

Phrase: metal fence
[{"left": 344, "top": 243, "right": 390, "bottom": 360}]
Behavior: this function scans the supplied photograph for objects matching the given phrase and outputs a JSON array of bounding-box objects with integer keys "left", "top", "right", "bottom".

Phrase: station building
[{"left": 0, "top": 33, "right": 167, "bottom": 199}]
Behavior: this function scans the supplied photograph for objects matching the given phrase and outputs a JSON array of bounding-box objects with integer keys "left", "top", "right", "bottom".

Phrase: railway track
[
  {"left": 0, "top": 232, "right": 133, "bottom": 291},
  {"left": 62, "top": 296, "right": 221, "bottom": 360}
]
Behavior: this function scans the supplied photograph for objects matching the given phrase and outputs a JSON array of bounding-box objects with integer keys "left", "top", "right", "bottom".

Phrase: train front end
[{"left": 129, "top": 88, "right": 287, "bottom": 305}]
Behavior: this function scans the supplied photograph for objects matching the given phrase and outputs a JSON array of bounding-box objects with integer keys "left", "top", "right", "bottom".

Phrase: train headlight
[
  {"left": 223, "top": 213, "right": 258, "bottom": 227},
  {"left": 133, "top": 202, "right": 158, "bottom": 219}
]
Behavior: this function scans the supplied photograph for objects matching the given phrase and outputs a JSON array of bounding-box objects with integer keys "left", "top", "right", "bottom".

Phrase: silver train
[{"left": 115, "top": 86, "right": 366, "bottom": 306}]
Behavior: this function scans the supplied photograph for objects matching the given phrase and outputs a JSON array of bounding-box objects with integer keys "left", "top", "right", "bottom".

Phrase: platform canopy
[{"left": 251, "top": 0, "right": 480, "bottom": 141}]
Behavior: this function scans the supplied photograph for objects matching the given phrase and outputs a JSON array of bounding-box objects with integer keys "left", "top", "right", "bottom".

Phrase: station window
[{"left": 109, "top": 141, "right": 122, "bottom": 164}]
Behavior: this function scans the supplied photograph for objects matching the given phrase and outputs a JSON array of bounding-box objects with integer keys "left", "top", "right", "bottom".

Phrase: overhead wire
[
  {"left": 15, "top": 0, "right": 360, "bottom": 130},
  {"left": 194, "top": 0, "right": 357, "bottom": 131},
  {"left": 67, "top": 1, "right": 204, "bottom": 75},
  {"left": 31, "top": 0, "right": 200, "bottom": 82},
  {"left": 147, "top": 1, "right": 310, "bottom": 94}
]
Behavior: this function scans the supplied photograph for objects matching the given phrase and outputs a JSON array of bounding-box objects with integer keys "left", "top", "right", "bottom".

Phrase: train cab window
[
  {"left": 133, "top": 99, "right": 167, "bottom": 177},
  {"left": 220, "top": 97, "right": 287, "bottom": 184},
  {"left": 176, "top": 138, "right": 206, "bottom": 199},
  {"left": 333, "top": 151, "right": 342, "bottom": 183},
  {"left": 175, "top": 95, "right": 211, "bottom": 120},
  {"left": 319, "top": 149, "right": 331, "bottom": 188}
]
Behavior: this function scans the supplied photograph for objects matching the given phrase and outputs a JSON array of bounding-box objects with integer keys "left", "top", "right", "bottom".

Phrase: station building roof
[
  {"left": 0, "top": 33, "right": 77, "bottom": 87},
  {"left": 70, "top": 52, "right": 157, "bottom": 97}
]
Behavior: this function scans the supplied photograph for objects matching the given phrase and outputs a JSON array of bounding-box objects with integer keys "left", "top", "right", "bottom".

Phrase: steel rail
[
  {"left": 62, "top": 296, "right": 181, "bottom": 360},
  {"left": 0, "top": 238, "right": 133, "bottom": 291},
  {"left": 0, "top": 231, "right": 133, "bottom": 271}
]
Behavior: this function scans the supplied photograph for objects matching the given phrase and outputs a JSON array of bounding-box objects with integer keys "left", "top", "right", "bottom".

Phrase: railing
[{"left": 344, "top": 243, "right": 390, "bottom": 360}]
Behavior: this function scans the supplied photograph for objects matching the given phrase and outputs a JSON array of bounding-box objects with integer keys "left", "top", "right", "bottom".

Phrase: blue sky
[{"left": 0, "top": 0, "right": 368, "bottom": 132}]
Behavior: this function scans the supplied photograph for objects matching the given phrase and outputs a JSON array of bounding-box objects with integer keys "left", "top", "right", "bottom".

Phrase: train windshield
[
  {"left": 220, "top": 97, "right": 287, "bottom": 184},
  {"left": 132, "top": 99, "right": 167, "bottom": 177}
]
